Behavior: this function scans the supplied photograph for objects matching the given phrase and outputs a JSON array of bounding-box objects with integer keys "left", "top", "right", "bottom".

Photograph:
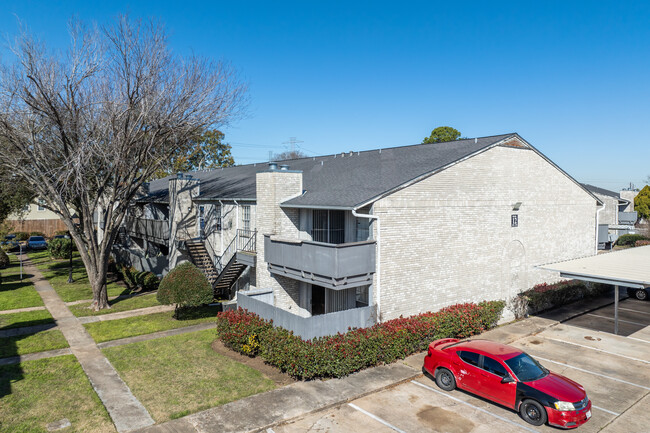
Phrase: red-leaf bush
[{"left": 216, "top": 300, "right": 505, "bottom": 380}]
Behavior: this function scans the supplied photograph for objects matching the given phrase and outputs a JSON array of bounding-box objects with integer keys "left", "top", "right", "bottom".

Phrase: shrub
[
  {"left": 515, "top": 280, "right": 608, "bottom": 316},
  {"left": 635, "top": 240, "right": 650, "bottom": 247},
  {"left": 47, "top": 238, "right": 75, "bottom": 259},
  {"left": 216, "top": 300, "right": 505, "bottom": 380},
  {"left": 157, "top": 262, "right": 212, "bottom": 318},
  {"left": 29, "top": 231, "right": 46, "bottom": 238},
  {"left": 14, "top": 232, "right": 29, "bottom": 241},
  {"left": 0, "top": 249, "right": 8, "bottom": 269},
  {"left": 616, "top": 234, "right": 648, "bottom": 246},
  {"left": 54, "top": 230, "right": 68, "bottom": 236},
  {"left": 142, "top": 272, "right": 160, "bottom": 291}
]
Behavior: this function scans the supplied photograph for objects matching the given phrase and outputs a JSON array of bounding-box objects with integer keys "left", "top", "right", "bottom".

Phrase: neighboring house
[
  {"left": 111, "top": 133, "right": 601, "bottom": 338},
  {"left": 581, "top": 184, "right": 637, "bottom": 249},
  {"left": 6, "top": 198, "right": 68, "bottom": 237}
]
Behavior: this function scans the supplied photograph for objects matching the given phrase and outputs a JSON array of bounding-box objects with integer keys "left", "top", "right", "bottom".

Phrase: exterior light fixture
[{"left": 512, "top": 202, "right": 522, "bottom": 211}]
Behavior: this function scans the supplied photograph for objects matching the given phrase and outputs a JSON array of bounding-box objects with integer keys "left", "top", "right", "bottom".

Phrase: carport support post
[{"left": 614, "top": 285, "right": 619, "bottom": 335}]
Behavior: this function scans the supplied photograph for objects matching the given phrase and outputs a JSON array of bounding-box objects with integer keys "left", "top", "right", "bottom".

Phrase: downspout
[
  {"left": 219, "top": 200, "right": 224, "bottom": 255},
  {"left": 234, "top": 200, "right": 239, "bottom": 246},
  {"left": 596, "top": 202, "right": 605, "bottom": 253},
  {"left": 352, "top": 206, "right": 381, "bottom": 321}
]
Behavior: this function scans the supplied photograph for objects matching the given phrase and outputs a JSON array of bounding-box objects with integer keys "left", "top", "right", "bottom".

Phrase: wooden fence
[{"left": 7, "top": 219, "right": 69, "bottom": 237}]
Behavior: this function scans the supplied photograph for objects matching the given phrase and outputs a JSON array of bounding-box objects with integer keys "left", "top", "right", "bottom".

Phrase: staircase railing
[{"left": 215, "top": 229, "right": 257, "bottom": 273}]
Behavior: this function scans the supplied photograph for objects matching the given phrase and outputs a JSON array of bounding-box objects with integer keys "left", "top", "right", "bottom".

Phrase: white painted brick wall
[{"left": 373, "top": 145, "right": 597, "bottom": 321}]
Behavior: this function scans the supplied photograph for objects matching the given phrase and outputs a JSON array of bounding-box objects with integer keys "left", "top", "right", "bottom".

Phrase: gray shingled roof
[
  {"left": 581, "top": 183, "right": 627, "bottom": 201},
  {"left": 139, "top": 133, "right": 519, "bottom": 208}
]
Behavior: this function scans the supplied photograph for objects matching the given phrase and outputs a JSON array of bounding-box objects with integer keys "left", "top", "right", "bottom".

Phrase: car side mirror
[{"left": 501, "top": 374, "right": 514, "bottom": 384}]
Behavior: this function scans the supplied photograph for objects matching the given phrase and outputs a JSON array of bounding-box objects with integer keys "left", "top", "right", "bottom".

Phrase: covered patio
[{"left": 539, "top": 245, "right": 650, "bottom": 335}]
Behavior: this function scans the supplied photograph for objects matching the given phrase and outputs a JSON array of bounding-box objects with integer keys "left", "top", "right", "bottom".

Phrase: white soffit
[{"left": 538, "top": 245, "right": 650, "bottom": 288}]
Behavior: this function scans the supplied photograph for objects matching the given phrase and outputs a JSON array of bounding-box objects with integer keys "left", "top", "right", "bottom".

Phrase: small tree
[
  {"left": 157, "top": 262, "right": 212, "bottom": 318},
  {"left": 634, "top": 185, "right": 650, "bottom": 220}
]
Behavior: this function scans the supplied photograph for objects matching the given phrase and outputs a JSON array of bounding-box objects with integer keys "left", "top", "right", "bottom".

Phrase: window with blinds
[{"left": 312, "top": 209, "right": 345, "bottom": 244}]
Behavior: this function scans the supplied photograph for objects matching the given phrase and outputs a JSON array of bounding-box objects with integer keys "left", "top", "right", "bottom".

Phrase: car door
[
  {"left": 455, "top": 350, "right": 483, "bottom": 393},
  {"left": 478, "top": 355, "right": 517, "bottom": 408}
]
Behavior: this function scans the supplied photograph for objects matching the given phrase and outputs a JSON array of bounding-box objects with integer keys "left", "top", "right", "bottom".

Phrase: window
[
  {"left": 312, "top": 210, "right": 345, "bottom": 244},
  {"left": 37, "top": 199, "right": 46, "bottom": 211},
  {"left": 216, "top": 204, "right": 222, "bottom": 231},
  {"left": 241, "top": 205, "right": 251, "bottom": 232},
  {"left": 482, "top": 356, "right": 507, "bottom": 377},
  {"left": 458, "top": 351, "right": 480, "bottom": 367}
]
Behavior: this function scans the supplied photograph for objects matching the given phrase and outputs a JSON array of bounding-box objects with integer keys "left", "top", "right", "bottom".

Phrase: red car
[{"left": 423, "top": 338, "right": 591, "bottom": 428}]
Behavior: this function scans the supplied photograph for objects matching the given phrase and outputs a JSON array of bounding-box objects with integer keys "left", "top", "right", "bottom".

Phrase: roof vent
[
  {"left": 268, "top": 162, "right": 278, "bottom": 170},
  {"left": 474, "top": 138, "right": 477, "bottom": 143},
  {"left": 279, "top": 164, "right": 290, "bottom": 171}
]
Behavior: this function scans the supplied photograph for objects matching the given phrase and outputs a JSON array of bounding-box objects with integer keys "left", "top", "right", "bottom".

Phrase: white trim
[
  {"left": 586, "top": 313, "right": 647, "bottom": 327},
  {"left": 591, "top": 405, "right": 620, "bottom": 416}
]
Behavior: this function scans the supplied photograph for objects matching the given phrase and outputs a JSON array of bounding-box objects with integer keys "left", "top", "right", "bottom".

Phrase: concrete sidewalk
[{"left": 23, "top": 254, "right": 155, "bottom": 433}]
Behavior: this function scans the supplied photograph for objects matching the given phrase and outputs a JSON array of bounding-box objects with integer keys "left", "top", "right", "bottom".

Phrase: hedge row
[
  {"left": 616, "top": 234, "right": 648, "bottom": 246},
  {"left": 216, "top": 300, "right": 505, "bottom": 380},
  {"left": 115, "top": 264, "right": 159, "bottom": 292},
  {"left": 518, "top": 280, "right": 609, "bottom": 315}
]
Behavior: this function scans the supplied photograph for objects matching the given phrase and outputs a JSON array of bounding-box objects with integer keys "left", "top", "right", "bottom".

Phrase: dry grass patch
[
  {"left": 103, "top": 329, "right": 276, "bottom": 422},
  {"left": 0, "top": 355, "right": 114, "bottom": 433}
]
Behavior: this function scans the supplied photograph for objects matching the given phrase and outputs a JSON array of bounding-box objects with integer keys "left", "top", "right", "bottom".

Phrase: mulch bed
[{"left": 211, "top": 339, "right": 296, "bottom": 387}]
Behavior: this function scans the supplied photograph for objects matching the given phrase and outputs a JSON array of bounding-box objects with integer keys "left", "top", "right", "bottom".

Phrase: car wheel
[
  {"left": 634, "top": 289, "right": 647, "bottom": 301},
  {"left": 519, "top": 399, "right": 547, "bottom": 426},
  {"left": 435, "top": 368, "right": 456, "bottom": 391}
]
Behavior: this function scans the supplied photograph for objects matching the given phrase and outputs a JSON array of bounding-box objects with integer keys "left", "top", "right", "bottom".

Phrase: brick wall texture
[{"left": 373, "top": 145, "right": 597, "bottom": 321}]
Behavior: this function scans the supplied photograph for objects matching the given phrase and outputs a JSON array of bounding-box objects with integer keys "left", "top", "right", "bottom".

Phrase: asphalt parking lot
[{"left": 272, "top": 313, "right": 650, "bottom": 433}]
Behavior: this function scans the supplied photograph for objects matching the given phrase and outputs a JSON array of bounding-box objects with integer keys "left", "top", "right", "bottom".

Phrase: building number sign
[{"left": 511, "top": 214, "right": 518, "bottom": 227}]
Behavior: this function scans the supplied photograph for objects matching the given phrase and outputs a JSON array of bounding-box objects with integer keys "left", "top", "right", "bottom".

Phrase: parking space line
[
  {"left": 533, "top": 356, "right": 650, "bottom": 391},
  {"left": 348, "top": 403, "right": 408, "bottom": 433},
  {"left": 627, "top": 336, "right": 650, "bottom": 344},
  {"left": 544, "top": 337, "right": 650, "bottom": 365},
  {"left": 619, "top": 307, "right": 650, "bottom": 316},
  {"left": 410, "top": 381, "right": 540, "bottom": 433},
  {"left": 591, "top": 405, "right": 620, "bottom": 416},
  {"left": 586, "top": 313, "right": 648, "bottom": 327}
]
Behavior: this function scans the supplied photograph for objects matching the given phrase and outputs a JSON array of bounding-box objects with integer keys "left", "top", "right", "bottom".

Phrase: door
[
  {"left": 311, "top": 285, "right": 325, "bottom": 316},
  {"left": 479, "top": 356, "right": 517, "bottom": 408},
  {"left": 456, "top": 351, "right": 482, "bottom": 392}
]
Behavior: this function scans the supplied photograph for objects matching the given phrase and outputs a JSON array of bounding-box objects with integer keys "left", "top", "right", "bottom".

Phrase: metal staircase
[
  {"left": 186, "top": 239, "right": 219, "bottom": 287},
  {"left": 186, "top": 230, "right": 256, "bottom": 299}
]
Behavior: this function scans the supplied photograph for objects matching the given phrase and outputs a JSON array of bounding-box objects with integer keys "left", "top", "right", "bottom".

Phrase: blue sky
[{"left": 2, "top": 1, "right": 649, "bottom": 191}]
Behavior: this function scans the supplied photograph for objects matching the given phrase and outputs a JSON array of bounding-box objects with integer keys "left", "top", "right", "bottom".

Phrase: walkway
[{"left": 23, "top": 254, "right": 155, "bottom": 433}]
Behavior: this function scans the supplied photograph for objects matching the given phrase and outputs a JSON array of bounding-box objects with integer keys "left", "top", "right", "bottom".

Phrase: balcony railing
[
  {"left": 125, "top": 217, "right": 169, "bottom": 244},
  {"left": 264, "top": 235, "right": 376, "bottom": 290}
]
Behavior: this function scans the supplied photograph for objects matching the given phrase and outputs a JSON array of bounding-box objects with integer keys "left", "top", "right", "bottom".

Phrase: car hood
[{"left": 529, "top": 372, "right": 586, "bottom": 402}]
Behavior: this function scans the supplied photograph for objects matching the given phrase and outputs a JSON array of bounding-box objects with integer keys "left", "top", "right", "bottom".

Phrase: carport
[{"left": 539, "top": 245, "right": 650, "bottom": 335}]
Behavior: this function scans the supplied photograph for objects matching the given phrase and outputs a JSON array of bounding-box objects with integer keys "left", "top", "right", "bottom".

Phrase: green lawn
[
  {"left": 0, "top": 329, "right": 69, "bottom": 358},
  {"left": 103, "top": 329, "right": 275, "bottom": 422},
  {"left": 69, "top": 292, "right": 161, "bottom": 317},
  {"left": 85, "top": 306, "right": 220, "bottom": 343},
  {"left": 0, "top": 355, "right": 115, "bottom": 433},
  {"left": 28, "top": 251, "right": 130, "bottom": 302},
  {"left": 0, "top": 254, "right": 44, "bottom": 310},
  {"left": 0, "top": 310, "right": 54, "bottom": 330}
]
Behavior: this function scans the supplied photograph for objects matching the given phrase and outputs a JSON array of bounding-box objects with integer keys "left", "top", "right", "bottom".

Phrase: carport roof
[{"left": 539, "top": 245, "right": 650, "bottom": 289}]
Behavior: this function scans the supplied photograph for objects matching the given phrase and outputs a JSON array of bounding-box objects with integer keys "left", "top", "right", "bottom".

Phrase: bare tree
[{"left": 0, "top": 16, "right": 247, "bottom": 310}]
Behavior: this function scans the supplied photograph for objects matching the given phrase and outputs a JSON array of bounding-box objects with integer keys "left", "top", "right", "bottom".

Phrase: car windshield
[
  {"left": 30, "top": 237, "right": 45, "bottom": 241},
  {"left": 504, "top": 353, "right": 548, "bottom": 382}
]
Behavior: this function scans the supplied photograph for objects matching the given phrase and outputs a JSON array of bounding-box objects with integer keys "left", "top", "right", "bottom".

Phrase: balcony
[
  {"left": 264, "top": 235, "right": 376, "bottom": 290},
  {"left": 125, "top": 217, "right": 169, "bottom": 245}
]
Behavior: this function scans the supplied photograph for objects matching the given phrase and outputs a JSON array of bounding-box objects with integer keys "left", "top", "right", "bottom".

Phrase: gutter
[{"left": 352, "top": 206, "right": 381, "bottom": 322}]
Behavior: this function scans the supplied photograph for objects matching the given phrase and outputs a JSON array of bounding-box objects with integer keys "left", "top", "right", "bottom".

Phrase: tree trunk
[{"left": 89, "top": 267, "right": 110, "bottom": 311}]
